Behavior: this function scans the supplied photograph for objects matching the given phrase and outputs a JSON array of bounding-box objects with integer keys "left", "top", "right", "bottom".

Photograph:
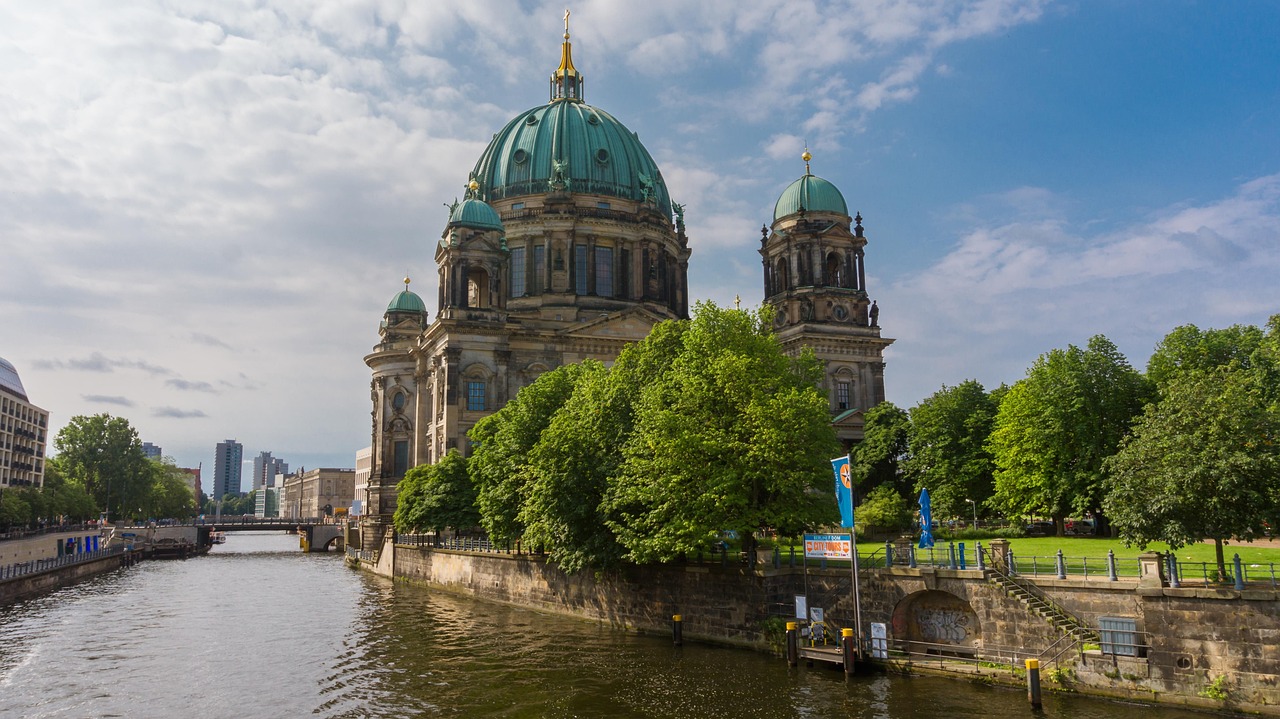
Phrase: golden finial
[
  {"left": 468, "top": 179, "right": 479, "bottom": 192},
  {"left": 802, "top": 146, "right": 812, "bottom": 174},
  {"left": 564, "top": 8, "right": 571, "bottom": 40},
  {"left": 404, "top": 276, "right": 411, "bottom": 289}
]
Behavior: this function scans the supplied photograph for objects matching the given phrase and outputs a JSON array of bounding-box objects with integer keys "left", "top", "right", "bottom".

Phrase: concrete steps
[{"left": 986, "top": 570, "right": 1099, "bottom": 644}]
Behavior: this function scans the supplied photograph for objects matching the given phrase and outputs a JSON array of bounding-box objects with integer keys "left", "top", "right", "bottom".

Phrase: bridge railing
[{"left": 0, "top": 545, "right": 129, "bottom": 582}]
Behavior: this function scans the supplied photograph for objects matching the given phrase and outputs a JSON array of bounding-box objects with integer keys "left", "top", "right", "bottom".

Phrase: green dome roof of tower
[
  {"left": 468, "top": 21, "right": 671, "bottom": 216},
  {"left": 448, "top": 198, "right": 504, "bottom": 232},
  {"left": 386, "top": 278, "right": 427, "bottom": 315},
  {"left": 774, "top": 173, "right": 848, "bottom": 221}
]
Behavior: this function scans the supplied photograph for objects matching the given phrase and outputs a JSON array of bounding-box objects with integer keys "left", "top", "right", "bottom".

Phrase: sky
[{"left": 3, "top": 0, "right": 1279, "bottom": 487}]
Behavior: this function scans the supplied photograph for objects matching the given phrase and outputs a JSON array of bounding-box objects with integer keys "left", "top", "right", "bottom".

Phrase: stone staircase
[{"left": 985, "top": 566, "right": 1099, "bottom": 645}]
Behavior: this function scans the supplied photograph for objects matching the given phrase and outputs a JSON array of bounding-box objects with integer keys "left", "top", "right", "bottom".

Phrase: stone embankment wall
[
  {"left": 394, "top": 548, "right": 796, "bottom": 646},
  {"left": 0, "top": 552, "right": 138, "bottom": 606}
]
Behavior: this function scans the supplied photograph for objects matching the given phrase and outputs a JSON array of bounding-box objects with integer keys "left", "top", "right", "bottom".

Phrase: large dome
[
  {"left": 774, "top": 173, "right": 848, "bottom": 221},
  {"left": 470, "top": 101, "right": 672, "bottom": 216}
]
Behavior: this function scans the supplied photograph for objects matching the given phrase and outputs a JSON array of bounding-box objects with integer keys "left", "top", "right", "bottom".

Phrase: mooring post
[
  {"left": 1234, "top": 554, "right": 1246, "bottom": 590},
  {"left": 1026, "top": 658, "right": 1042, "bottom": 708},
  {"left": 976, "top": 542, "right": 985, "bottom": 571},
  {"left": 1056, "top": 549, "right": 1066, "bottom": 579},
  {"left": 786, "top": 622, "right": 799, "bottom": 667},
  {"left": 1167, "top": 554, "right": 1180, "bottom": 588},
  {"left": 1107, "top": 549, "right": 1118, "bottom": 581},
  {"left": 842, "top": 627, "right": 856, "bottom": 676},
  {"left": 908, "top": 545, "right": 917, "bottom": 568},
  {"left": 672, "top": 614, "right": 683, "bottom": 647},
  {"left": 958, "top": 542, "right": 967, "bottom": 570},
  {"left": 885, "top": 541, "right": 893, "bottom": 568},
  {"left": 948, "top": 542, "right": 957, "bottom": 569}
]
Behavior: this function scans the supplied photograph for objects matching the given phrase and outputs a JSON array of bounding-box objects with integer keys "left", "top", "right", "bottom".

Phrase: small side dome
[
  {"left": 385, "top": 277, "right": 428, "bottom": 323},
  {"left": 774, "top": 174, "right": 849, "bottom": 221},
  {"left": 448, "top": 198, "right": 505, "bottom": 232},
  {"left": 387, "top": 289, "right": 426, "bottom": 314}
]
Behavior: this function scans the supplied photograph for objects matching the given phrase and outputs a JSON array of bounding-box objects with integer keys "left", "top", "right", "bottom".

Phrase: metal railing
[{"left": 0, "top": 545, "right": 129, "bottom": 581}]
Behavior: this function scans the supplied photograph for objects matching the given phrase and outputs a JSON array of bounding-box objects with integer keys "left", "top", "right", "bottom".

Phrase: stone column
[
  {"left": 988, "top": 538, "right": 1011, "bottom": 570},
  {"left": 1138, "top": 551, "right": 1166, "bottom": 588}
]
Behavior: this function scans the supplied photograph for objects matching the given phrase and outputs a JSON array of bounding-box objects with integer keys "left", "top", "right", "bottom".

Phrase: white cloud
[{"left": 882, "top": 174, "right": 1280, "bottom": 404}]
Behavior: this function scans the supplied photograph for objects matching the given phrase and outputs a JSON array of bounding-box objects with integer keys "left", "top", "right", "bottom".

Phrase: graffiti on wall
[{"left": 915, "top": 607, "right": 972, "bottom": 643}]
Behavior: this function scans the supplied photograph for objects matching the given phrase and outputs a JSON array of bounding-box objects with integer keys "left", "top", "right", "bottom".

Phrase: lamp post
[{"left": 966, "top": 498, "right": 978, "bottom": 530}]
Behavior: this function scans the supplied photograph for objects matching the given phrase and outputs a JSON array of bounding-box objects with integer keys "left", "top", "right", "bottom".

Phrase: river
[{"left": 0, "top": 532, "right": 1205, "bottom": 718}]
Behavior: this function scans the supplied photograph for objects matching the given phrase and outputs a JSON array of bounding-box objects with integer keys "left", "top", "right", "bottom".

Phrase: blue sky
[{"left": 2, "top": 1, "right": 1278, "bottom": 484}]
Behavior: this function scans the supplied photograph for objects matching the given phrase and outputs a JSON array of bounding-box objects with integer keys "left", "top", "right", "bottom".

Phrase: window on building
[
  {"left": 575, "top": 244, "right": 588, "bottom": 295},
  {"left": 533, "top": 246, "right": 545, "bottom": 293},
  {"left": 837, "top": 382, "right": 850, "bottom": 410},
  {"left": 393, "top": 441, "right": 409, "bottom": 477},
  {"left": 466, "top": 381, "right": 486, "bottom": 411},
  {"left": 595, "top": 246, "right": 614, "bottom": 297},
  {"left": 510, "top": 247, "right": 526, "bottom": 296}
]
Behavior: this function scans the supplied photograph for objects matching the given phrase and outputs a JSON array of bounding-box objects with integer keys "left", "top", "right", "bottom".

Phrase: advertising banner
[{"left": 803, "top": 533, "right": 852, "bottom": 560}]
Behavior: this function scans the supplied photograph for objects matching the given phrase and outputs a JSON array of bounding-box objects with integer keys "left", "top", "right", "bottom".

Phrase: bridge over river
[{"left": 176, "top": 517, "right": 346, "bottom": 553}]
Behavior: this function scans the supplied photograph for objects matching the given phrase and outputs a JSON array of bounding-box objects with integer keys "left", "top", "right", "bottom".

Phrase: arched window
[
  {"left": 466, "top": 267, "right": 490, "bottom": 308},
  {"left": 825, "top": 252, "right": 842, "bottom": 288},
  {"left": 775, "top": 257, "right": 789, "bottom": 293}
]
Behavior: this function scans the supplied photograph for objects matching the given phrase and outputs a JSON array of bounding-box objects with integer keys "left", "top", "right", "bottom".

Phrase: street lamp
[{"left": 965, "top": 498, "right": 978, "bottom": 530}]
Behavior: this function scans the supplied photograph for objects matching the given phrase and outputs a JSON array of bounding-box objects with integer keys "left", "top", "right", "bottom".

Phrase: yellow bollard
[
  {"left": 786, "top": 622, "right": 799, "bottom": 667},
  {"left": 841, "top": 627, "right": 856, "bottom": 676},
  {"left": 672, "top": 614, "right": 683, "bottom": 647},
  {"left": 1026, "top": 658, "right": 1042, "bottom": 708}
]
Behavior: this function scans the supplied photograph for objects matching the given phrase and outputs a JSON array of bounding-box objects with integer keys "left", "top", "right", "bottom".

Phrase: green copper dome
[
  {"left": 774, "top": 174, "right": 848, "bottom": 221},
  {"left": 448, "top": 198, "right": 504, "bottom": 232},
  {"left": 387, "top": 288, "right": 426, "bottom": 315},
  {"left": 471, "top": 101, "right": 672, "bottom": 215}
]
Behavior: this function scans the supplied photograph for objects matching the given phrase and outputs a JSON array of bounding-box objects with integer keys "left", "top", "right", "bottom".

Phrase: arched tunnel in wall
[{"left": 891, "top": 589, "right": 981, "bottom": 655}]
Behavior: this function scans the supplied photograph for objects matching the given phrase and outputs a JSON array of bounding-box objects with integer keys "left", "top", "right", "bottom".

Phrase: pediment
[{"left": 559, "top": 306, "right": 671, "bottom": 341}]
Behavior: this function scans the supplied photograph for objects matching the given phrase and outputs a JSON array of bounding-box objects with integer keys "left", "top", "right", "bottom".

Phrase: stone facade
[{"left": 0, "top": 357, "right": 49, "bottom": 489}]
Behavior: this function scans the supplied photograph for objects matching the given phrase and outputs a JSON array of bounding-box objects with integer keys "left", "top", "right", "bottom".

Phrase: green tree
[
  {"left": 1103, "top": 368, "right": 1280, "bottom": 580},
  {"left": 854, "top": 484, "right": 914, "bottom": 536},
  {"left": 605, "top": 303, "right": 839, "bottom": 563},
  {"left": 393, "top": 451, "right": 479, "bottom": 534},
  {"left": 0, "top": 490, "right": 31, "bottom": 529},
  {"left": 469, "top": 363, "right": 592, "bottom": 544},
  {"left": 903, "top": 380, "right": 999, "bottom": 521},
  {"left": 52, "top": 414, "right": 151, "bottom": 520},
  {"left": 851, "top": 402, "right": 910, "bottom": 498},
  {"left": 145, "top": 459, "right": 197, "bottom": 519},
  {"left": 989, "top": 336, "right": 1151, "bottom": 535},
  {"left": 1147, "top": 323, "right": 1264, "bottom": 389}
]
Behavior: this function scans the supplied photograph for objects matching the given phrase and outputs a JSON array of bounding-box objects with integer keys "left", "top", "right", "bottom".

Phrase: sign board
[
  {"left": 794, "top": 595, "right": 807, "bottom": 620},
  {"left": 809, "top": 607, "right": 824, "bottom": 624},
  {"left": 804, "top": 533, "right": 852, "bottom": 560},
  {"left": 870, "top": 622, "right": 888, "bottom": 659}
]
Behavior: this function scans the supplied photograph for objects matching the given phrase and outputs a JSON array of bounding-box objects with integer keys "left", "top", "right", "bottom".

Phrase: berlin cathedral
[{"left": 362, "top": 19, "right": 892, "bottom": 532}]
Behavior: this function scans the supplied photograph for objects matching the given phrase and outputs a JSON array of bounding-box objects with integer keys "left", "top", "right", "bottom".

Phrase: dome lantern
[{"left": 550, "top": 9, "right": 584, "bottom": 103}]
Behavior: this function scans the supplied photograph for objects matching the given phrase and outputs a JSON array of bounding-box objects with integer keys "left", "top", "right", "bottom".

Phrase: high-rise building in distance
[
  {"left": 251, "top": 451, "right": 287, "bottom": 492},
  {"left": 141, "top": 442, "right": 162, "bottom": 460},
  {"left": 212, "top": 439, "right": 243, "bottom": 500}
]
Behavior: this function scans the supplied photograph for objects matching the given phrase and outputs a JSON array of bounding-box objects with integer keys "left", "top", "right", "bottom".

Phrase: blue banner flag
[
  {"left": 918, "top": 487, "right": 935, "bottom": 549},
  {"left": 831, "top": 456, "right": 854, "bottom": 528}
]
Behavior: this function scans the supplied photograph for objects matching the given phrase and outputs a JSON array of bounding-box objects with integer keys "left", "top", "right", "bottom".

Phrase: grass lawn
[{"left": 771, "top": 534, "right": 1280, "bottom": 579}]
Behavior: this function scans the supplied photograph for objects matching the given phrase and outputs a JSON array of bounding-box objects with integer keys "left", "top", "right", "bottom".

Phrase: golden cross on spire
[{"left": 564, "top": 8, "right": 571, "bottom": 39}]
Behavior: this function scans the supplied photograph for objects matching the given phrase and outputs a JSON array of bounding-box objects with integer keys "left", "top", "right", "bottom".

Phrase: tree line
[
  {"left": 397, "top": 310, "right": 1280, "bottom": 582},
  {"left": 0, "top": 414, "right": 200, "bottom": 530},
  {"left": 851, "top": 316, "right": 1280, "bottom": 579}
]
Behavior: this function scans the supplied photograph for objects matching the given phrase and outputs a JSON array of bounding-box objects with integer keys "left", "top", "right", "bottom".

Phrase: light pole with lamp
[{"left": 965, "top": 498, "right": 978, "bottom": 530}]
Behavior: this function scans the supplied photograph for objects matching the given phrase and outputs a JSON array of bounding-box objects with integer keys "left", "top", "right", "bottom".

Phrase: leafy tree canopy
[
  {"left": 1103, "top": 367, "right": 1280, "bottom": 579},
  {"left": 903, "top": 380, "right": 999, "bottom": 520},
  {"left": 394, "top": 451, "right": 479, "bottom": 534},
  {"left": 854, "top": 484, "right": 914, "bottom": 536},
  {"left": 605, "top": 302, "right": 839, "bottom": 563},
  {"left": 989, "top": 336, "right": 1151, "bottom": 534},
  {"left": 851, "top": 402, "right": 910, "bottom": 498},
  {"left": 468, "top": 362, "right": 595, "bottom": 543},
  {"left": 53, "top": 414, "right": 152, "bottom": 520},
  {"left": 1147, "top": 322, "right": 1265, "bottom": 389}
]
